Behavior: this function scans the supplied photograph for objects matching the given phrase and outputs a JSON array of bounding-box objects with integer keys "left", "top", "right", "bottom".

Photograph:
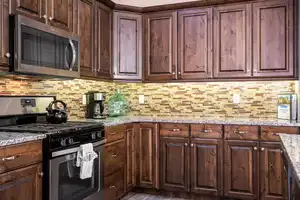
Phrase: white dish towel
[{"left": 76, "top": 143, "right": 98, "bottom": 179}]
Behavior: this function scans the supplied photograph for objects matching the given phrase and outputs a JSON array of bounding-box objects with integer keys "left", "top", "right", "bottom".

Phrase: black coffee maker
[{"left": 86, "top": 91, "right": 105, "bottom": 119}]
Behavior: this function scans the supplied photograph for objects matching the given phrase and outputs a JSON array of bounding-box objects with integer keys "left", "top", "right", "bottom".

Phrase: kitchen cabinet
[
  {"left": 224, "top": 140, "right": 259, "bottom": 199},
  {"left": 0, "top": 0, "right": 10, "bottom": 70},
  {"left": 104, "top": 166, "right": 125, "bottom": 200},
  {"left": 11, "top": 0, "right": 46, "bottom": 22},
  {"left": 78, "top": 0, "right": 95, "bottom": 77},
  {"left": 160, "top": 137, "right": 189, "bottom": 192},
  {"left": 144, "top": 11, "right": 177, "bottom": 81},
  {"left": 178, "top": 8, "right": 213, "bottom": 80},
  {"left": 136, "top": 123, "right": 159, "bottom": 189},
  {"left": 0, "top": 164, "right": 43, "bottom": 200},
  {"left": 125, "top": 124, "right": 136, "bottom": 191},
  {"left": 213, "top": 3, "right": 252, "bottom": 78},
  {"left": 113, "top": 11, "right": 142, "bottom": 80},
  {"left": 190, "top": 138, "right": 223, "bottom": 196},
  {"left": 253, "top": 0, "right": 294, "bottom": 77},
  {"left": 95, "top": 1, "right": 112, "bottom": 79},
  {"left": 260, "top": 142, "right": 288, "bottom": 200}
]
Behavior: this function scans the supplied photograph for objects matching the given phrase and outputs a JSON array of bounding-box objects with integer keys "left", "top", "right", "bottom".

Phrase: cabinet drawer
[
  {"left": 160, "top": 123, "right": 189, "bottom": 137},
  {"left": 104, "top": 140, "right": 125, "bottom": 175},
  {"left": 225, "top": 125, "right": 259, "bottom": 140},
  {"left": 105, "top": 125, "right": 126, "bottom": 143},
  {"left": 191, "top": 124, "right": 223, "bottom": 138},
  {"left": 261, "top": 126, "right": 298, "bottom": 141},
  {"left": 104, "top": 167, "right": 125, "bottom": 200},
  {"left": 0, "top": 141, "right": 42, "bottom": 174}
]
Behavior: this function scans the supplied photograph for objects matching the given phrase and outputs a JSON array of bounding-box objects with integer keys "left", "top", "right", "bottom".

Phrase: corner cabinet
[
  {"left": 0, "top": 0, "right": 10, "bottom": 70},
  {"left": 136, "top": 123, "right": 159, "bottom": 189},
  {"left": 144, "top": 11, "right": 177, "bottom": 81},
  {"left": 252, "top": 0, "right": 294, "bottom": 77},
  {"left": 113, "top": 11, "right": 142, "bottom": 80}
]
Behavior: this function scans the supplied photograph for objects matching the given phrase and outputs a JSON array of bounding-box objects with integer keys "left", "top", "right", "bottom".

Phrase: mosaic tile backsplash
[{"left": 0, "top": 77, "right": 295, "bottom": 119}]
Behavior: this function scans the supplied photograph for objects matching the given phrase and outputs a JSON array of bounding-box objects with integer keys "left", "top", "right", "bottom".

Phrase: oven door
[{"left": 49, "top": 143, "right": 104, "bottom": 200}]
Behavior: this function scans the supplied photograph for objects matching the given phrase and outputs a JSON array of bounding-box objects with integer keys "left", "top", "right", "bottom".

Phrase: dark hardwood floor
[{"left": 121, "top": 192, "right": 189, "bottom": 200}]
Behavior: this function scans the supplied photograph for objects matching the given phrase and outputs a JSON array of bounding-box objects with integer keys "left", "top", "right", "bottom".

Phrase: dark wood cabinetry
[
  {"left": 144, "top": 11, "right": 177, "bottom": 81},
  {"left": 253, "top": 0, "right": 294, "bottom": 77},
  {"left": 260, "top": 142, "right": 288, "bottom": 200},
  {"left": 160, "top": 137, "right": 189, "bottom": 192},
  {"left": 125, "top": 124, "right": 136, "bottom": 191},
  {"left": 178, "top": 8, "right": 213, "bottom": 80},
  {"left": 0, "top": 0, "right": 9, "bottom": 70},
  {"left": 136, "top": 123, "right": 159, "bottom": 189},
  {"left": 11, "top": 0, "right": 46, "bottom": 22},
  {"left": 113, "top": 12, "right": 142, "bottom": 80},
  {"left": 224, "top": 140, "right": 259, "bottom": 199},
  {"left": 213, "top": 3, "right": 251, "bottom": 78},
  {"left": 191, "top": 138, "right": 223, "bottom": 196}
]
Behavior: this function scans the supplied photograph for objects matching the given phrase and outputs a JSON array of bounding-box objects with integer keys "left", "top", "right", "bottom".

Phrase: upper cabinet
[
  {"left": 144, "top": 11, "right": 177, "bottom": 81},
  {"left": 178, "top": 8, "right": 213, "bottom": 80},
  {"left": 213, "top": 4, "right": 252, "bottom": 78},
  {"left": 252, "top": 0, "right": 294, "bottom": 77},
  {"left": 113, "top": 11, "right": 142, "bottom": 80},
  {"left": 11, "top": 0, "right": 46, "bottom": 22},
  {"left": 0, "top": 0, "right": 10, "bottom": 70}
]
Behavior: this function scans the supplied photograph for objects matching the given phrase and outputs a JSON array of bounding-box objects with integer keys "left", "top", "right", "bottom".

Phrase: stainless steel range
[{"left": 0, "top": 96, "right": 105, "bottom": 200}]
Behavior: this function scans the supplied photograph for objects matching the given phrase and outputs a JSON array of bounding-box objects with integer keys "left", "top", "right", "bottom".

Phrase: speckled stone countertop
[
  {"left": 72, "top": 116, "right": 300, "bottom": 127},
  {"left": 0, "top": 132, "right": 46, "bottom": 147},
  {"left": 280, "top": 134, "right": 300, "bottom": 187}
]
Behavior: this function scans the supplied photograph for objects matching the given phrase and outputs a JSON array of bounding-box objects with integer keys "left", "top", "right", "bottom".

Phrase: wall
[{"left": 0, "top": 77, "right": 295, "bottom": 119}]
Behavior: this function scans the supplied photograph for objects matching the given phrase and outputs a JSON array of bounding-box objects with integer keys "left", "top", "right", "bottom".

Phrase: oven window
[{"left": 58, "top": 154, "right": 99, "bottom": 200}]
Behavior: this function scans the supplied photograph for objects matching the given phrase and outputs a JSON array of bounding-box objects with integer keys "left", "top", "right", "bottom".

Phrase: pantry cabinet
[{"left": 0, "top": 0, "right": 10, "bottom": 70}]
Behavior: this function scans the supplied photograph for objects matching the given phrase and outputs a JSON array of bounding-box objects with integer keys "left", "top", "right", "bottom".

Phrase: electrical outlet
[
  {"left": 82, "top": 94, "right": 86, "bottom": 105},
  {"left": 139, "top": 95, "right": 145, "bottom": 104},
  {"left": 233, "top": 94, "right": 240, "bottom": 104}
]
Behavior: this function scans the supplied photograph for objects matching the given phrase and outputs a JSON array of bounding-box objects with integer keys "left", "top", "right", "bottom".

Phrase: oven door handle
[{"left": 52, "top": 139, "right": 106, "bottom": 158}]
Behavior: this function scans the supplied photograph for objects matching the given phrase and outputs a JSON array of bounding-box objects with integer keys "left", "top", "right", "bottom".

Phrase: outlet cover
[
  {"left": 82, "top": 94, "right": 87, "bottom": 105},
  {"left": 233, "top": 94, "right": 240, "bottom": 104},
  {"left": 139, "top": 95, "right": 145, "bottom": 104}
]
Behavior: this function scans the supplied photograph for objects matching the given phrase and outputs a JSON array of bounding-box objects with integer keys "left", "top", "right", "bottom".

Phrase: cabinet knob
[
  {"left": 184, "top": 143, "right": 188, "bottom": 146},
  {"left": 191, "top": 143, "right": 194, "bottom": 147},
  {"left": 4, "top": 53, "right": 10, "bottom": 58},
  {"left": 178, "top": 72, "right": 181, "bottom": 75},
  {"left": 38, "top": 172, "right": 44, "bottom": 178},
  {"left": 172, "top": 72, "right": 175, "bottom": 75},
  {"left": 253, "top": 147, "right": 258, "bottom": 151},
  {"left": 112, "top": 154, "right": 117, "bottom": 158},
  {"left": 261, "top": 148, "right": 265, "bottom": 151},
  {"left": 43, "top": 15, "right": 47, "bottom": 19},
  {"left": 49, "top": 17, "right": 53, "bottom": 21},
  {"left": 109, "top": 185, "right": 116, "bottom": 189}
]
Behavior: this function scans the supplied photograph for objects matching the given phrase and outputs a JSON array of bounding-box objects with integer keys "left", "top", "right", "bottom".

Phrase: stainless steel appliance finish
[
  {"left": 12, "top": 15, "right": 80, "bottom": 78},
  {"left": 94, "top": 93, "right": 105, "bottom": 101},
  {"left": 86, "top": 92, "right": 106, "bottom": 119}
]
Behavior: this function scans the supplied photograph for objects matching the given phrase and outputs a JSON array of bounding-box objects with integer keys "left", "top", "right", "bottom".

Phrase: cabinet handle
[
  {"left": 49, "top": 16, "right": 53, "bottom": 21},
  {"left": 234, "top": 130, "right": 248, "bottom": 134},
  {"left": 191, "top": 143, "right": 194, "bottom": 147},
  {"left": 112, "top": 154, "right": 117, "bottom": 158},
  {"left": 261, "top": 148, "right": 265, "bottom": 151},
  {"left": 253, "top": 147, "right": 257, "bottom": 151},
  {"left": 200, "top": 129, "right": 212, "bottom": 133},
  {"left": 109, "top": 185, "right": 116, "bottom": 189},
  {"left": 172, "top": 128, "right": 180, "bottom": 132},
  {"left": 108, "top": 132, "right": 116, "bottom": 135},
  {"left": 4, "top": 53, "right": 10, "bottom": 58},
  {"left": 38, "top": 172, "right": 44, "bottom": 178},
  {"left": 1, "top": 156, "right": 17, "bottom": 161}
]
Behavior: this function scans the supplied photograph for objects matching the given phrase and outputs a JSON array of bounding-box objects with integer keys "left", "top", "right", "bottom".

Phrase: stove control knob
[
  {"left": 60, "top": 138, "right": 67, "bottom": 146},
  {"left": 91, "top": 133, "right": 97, "bottom": 140},
  {"left": 96, "top": 131, "right": 102, "bottom": 138},
  {"left": 68, "top": 137, "right": 74, "bottom": 145}
]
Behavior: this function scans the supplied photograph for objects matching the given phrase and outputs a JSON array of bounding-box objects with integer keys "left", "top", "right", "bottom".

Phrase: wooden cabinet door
[
  {"left": 213, "top": 4, "right": 251, "bottom": 78},
  {"left": 144, "top": 11, "right": 177, "bottom": 81},
  {"left": 0, "top": 0, "right": 10, "bottom": 69},
  {"left": 160, "top": 137, "right": 189, "bottom": 192},
  {"left": 260, "top": 142, "right": 288, "bottom": 200},
  {"left": 78, "top": 0, "right": 95, "bottom": 77},
  {"left": 178, "top": 8, "right": 213, "bottom": 80},
  {"left": 224, "top": 140, "right": 259, "bottom": 199},
  {"left": 113, "top": 12, "right": 142, "bottom": 80},
  {"left": 136, "top": 123, "right": 159, "bottom": 189},
  {"left": 191, "top": 138, "right": 223, "bottom": 196},
  {"left": 0, "top": 164, "right": 42, "bottom": 200},
  {"left": 11, "top": 0, "right": 46, "bottom": 22},
  {"left": 95, "top": 2, "right": 112, "bottom": 79},
  {"left": 125, "top": 124, "right": 136, "bottom": 191},
  {"left": 253, "top": 0, "right": 294, "bottom": 77},
  {"left": 47, "top": 0, "right": 75, "bottom": 33}
]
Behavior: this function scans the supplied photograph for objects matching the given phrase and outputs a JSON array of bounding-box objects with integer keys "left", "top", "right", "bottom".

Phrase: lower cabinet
[
  {"left": 191, "top": 138, "right": 223, "bottom": 196},
  {"left": 104, "top": 166, "right": 125, "bottom": 200},
  {"left": 125, "top": 124, "right": 136, "bottom": 191},
  {"left": 260, "top": 142, "right": 288, "bottom": 200},
  {"left": 160, "top": 137, "right": 189, "bottom": 192},
  {"left": 224, "top": 140, "right": 259, "bottom": 200},
  {"left": 0, "top": 163, "right": 43, "bottom": 200}
]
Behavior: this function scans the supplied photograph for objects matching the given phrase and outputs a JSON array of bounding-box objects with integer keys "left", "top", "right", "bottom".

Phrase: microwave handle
[{"left": 69, "top": 39, "right": 76, "bottom": 71}]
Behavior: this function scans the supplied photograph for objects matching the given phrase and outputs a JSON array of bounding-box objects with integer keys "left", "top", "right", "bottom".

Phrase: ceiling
[{"left": 112, "top": 0, "right": 198, "bottom": 7}]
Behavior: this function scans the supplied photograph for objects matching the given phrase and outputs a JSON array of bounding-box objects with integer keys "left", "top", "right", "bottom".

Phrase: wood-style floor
[{"left": 121, "top": 192, "right": 188, "bottom": 200}]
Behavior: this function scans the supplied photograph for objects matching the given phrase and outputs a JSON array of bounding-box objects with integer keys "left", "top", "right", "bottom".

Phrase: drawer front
[
  {"left": 104, "top": 140, "right": 125, "bottom": 175},
  {"left": 225, "top": 125, "right": 259, "bottom": 140},
  {"left": 104, "top": 167, "right": 125, "bottom": 200},
  {"left": 261, "top": 126, "right": 298, "bottom": 141},
  {"left": 191, "top": 124, "right": 223, "bottom": 138},
  {"left": 105, "top": 125, "right": 126, "bottom": 143},
  {"left": 160, "top": 123, "right": 189, "bottom": 137},
  {"left": 0, "top": 141, "right": 42, "bottom": 174}
]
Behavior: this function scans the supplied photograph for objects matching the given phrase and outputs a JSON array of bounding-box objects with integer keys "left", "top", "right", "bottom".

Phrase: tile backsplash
[{"left": 0, "top": 77, "right": 295, "bottom": 119}]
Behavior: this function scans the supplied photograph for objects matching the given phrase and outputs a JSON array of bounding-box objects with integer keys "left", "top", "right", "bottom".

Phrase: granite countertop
[
  {"left": 72, "top": 116, "right": 300, "bottom": 127},
  {"left": 0, "top": 132, "right": 46, "bottom": 147},
  {"left": 280, "top": 134, "right": 300, "bottom": 186}
]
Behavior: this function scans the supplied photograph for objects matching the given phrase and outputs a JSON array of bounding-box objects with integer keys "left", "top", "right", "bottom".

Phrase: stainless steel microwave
[{"left": 11, "top": 15, "right": 80, "bottom": 78}]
